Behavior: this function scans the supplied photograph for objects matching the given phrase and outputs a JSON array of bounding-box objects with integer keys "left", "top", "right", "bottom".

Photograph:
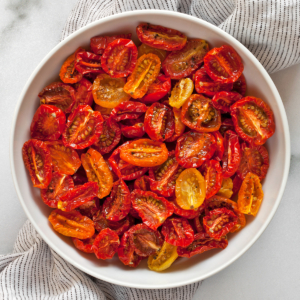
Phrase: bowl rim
[{"left": 10, "top": 9, "right": 290, "bottom": 289}]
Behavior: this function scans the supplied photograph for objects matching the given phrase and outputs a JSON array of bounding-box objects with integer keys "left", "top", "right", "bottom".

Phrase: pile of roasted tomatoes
[{"left": 22, "top": 23, "right": 275, "bottom": 272}]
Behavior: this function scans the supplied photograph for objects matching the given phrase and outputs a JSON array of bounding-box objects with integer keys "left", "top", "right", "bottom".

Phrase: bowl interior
[{"left": 11, "top": 11, "right": 289, "bottom": 288}]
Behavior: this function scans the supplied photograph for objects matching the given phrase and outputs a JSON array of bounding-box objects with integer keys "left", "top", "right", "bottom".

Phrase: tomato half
[
  {"left": 131, "top": 189, "right": 174, "bottom": 230},
  {"left": 212, "top": 91, "right": 242, "bottom": 113},
  {"left": 175, "top": 131, "right": 216, "bottom": 168},
  {"left": 75, "top": 50, "right": 103, "bottom": 75},
  {"left": 109, "top": 101, "right": 147, "bottom": 122},
  {"left": 138, "top": 43, "right": 167, "bottom": 63},
  {"left": 62, "top": 105, "right": 103, "bottom": 149},
  {"left": 72, "top": 78, "right": 93, "bottom": 112},
  {"left": 170, "top": 200, "right": 204, "bottom": 219},
  {"left": 72, "top": 233, "right": 97, "bottom": 253},
  {"left": 134, "top": 175, "right": 153, "bottom": 192},
  {"left": 92, "top": 73, "right": 130, "bottom": 108},
  {"left": 22, "top": 139, "right": 52, "bottom": 189},
  {"left": 230, "top": 96, "right": 275, "bottom": 145},
  {"left": 162, "top": 39, "right": 209, "bottom": 79},
  {"left": 38, "top": 82, "right": 75, "bottom": 113},
  {"left": 165, "top": 107, "right": 186, "bottom": 142},
  {"left": 232, "top": 174, "right": 243, "bottom": 197},
  {"left": 211, "top": 131, "right": 224, "bottom": 161},
  {"left": 120, "top": 116, "right": 145, "bottom": 139},
  {"left": 124, "top": 53, "right": 161, "bottom": 99},
  {"left": 169, "top": 78, "right": 194, "bottom": 109},
  {"left": 77, "top": 198, "right": 100, "bottom": 219},
  {"left": 175, "top": 168, "right": 206, "bottom": 210},
  {"left": 181, "top": 94, "right": 221, "bottom": 132},
  {"left": 204, "top": 45, "right": 244, "bottom": 83},
  {"left": 232, "top": 73, "right": 247, "bottom": 96},
  {"left": 101, "top": 39, "right": 138, "bottom": 78}
]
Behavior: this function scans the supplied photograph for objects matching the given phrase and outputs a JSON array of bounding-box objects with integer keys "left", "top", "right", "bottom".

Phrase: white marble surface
[{"left": 1, "top": 1, "right": 299, "bottom": 299}]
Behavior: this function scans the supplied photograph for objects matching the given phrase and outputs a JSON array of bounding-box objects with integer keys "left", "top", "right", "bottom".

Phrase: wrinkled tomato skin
[
  {"left": 222, "top": 130, "right": 241, "bottom": 178},
  {"left": 170, "top": 200, "right": 204, "bottom": 219},
  {"left": 131, "top": 189, "right": 174, "bottom": 230},
  {"left": 77, "top": 198, "right": 100, "bottom": 219},
  {"left": 134, "top": 175, "right": 153, "bottom": 191},
  {"left": 38, "top": 82, "right": 76, "bottom": 113},
  {"left": 72, "top": 233, "right": 97, "bottom": 253},
  {"left": 22, "top": 139, "right": 52, "bottom": 189},
  {"left": 181, "top": 94, "right": 221, "bottom": 132},
  {"left": 75, "top": 50, "right": 103, "bottom": 75},
  {"left": 230, "top": 96, "right": 275, "bottom": 146},
  {"left": 120, "top": 116, "right": 145, "bottom": 139},
  {"left": 30, "top": 105, "right": 66, "bottom": 141},
  {"left": 136, "top": 23, "right": 187, "bottom": 51},
  {"left": 62, "top": 105, "right": 103, "bottom": 149},
  {"left": 219, "top": 118, "right": 235, "bottom": 136},
  {"left": 165, "top": 108, "right": 186, "bottom": 142},
  {"left": 101, "top": 39, "right": 138, "bottom": 78},
  {"left": 110, "top": 101, "right": 147, "bottom": 122},
  {"left": 144, "top": 103, "right": 175, "bottom": 142},
  {"left": 211, "top": 131, "right": 224, "bottom": 161},
  {"left": 92, "top": 228, "right": 120, "bottom": 260},
  {"left": 212, "top": 92, "right": 242, "bottom": 114},
  {"left": 232, "top": 174, "right": 243, "bottom": 197},
  {"left": 41, "top": 172, "right": 74, "bottom": 208},
  {"left": 232, "top": 74, "right": 247, "bottom": 96},
  {"left": 175, "top": 131, "right": 216, "bottom": 168},
  {"left": 72, "top": 78, "right": 93, "bottom": 112}
]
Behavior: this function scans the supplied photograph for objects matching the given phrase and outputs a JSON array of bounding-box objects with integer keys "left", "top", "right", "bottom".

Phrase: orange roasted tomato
[
  {"left": 181, "top": 94, "right": 221, "bottom": 132},
  {"left": 119, "top": 139, "right": 168, "bottom": 167},
  {"left": 136, "top": 23, "right": 187, "bottom": 51},
  {"left": 138, "top": 43, "right": 167, "bottom": 63},
  {"left": 217, "top": 178, "right": 233, "bottom": 198},
  {"left": 123, "top": 53, "right": 161, "bottom": 99}
]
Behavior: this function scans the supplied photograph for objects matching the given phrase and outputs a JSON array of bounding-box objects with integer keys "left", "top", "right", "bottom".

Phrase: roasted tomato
[
  {"left": 124, "top": 53, "right": 161, "bottom": 99},
  {"left": 48, "top": 209, "right": 95, "bottom": 239},
  {"left": 62, "top": 105, "right": 103, "bottom": 149},
  {"left": 59, "top": 48, "right": 83, "bottom": 84},
  {"left": 232, "top": 73, "right": 247, "bottom": 96},
  {"left": 45, "top": 141, "right": 81, "bottom": 175},
  {"left": 200, "top": 160, "right": 223, "bottom": 199},
  {"left": 205, "top": 195, "right": 246, "bottom": 232},
  {"left": 238, "top": 172, "right": 264, "bottom": 216},
  {"left": 92, "top": 116, "right": 121, "bottom": 154},
  {"left": 92, "top": 228, "right": 120, "bottom": 259},
  {"left": 102, "top": 179, "right": 131, "bottom": 221},
  {"left": 170, "top": 200, "right": 204, "bottom": 219},
  {"left": 131, "top": 189, "right": 173, "bottom": 230},
  {"left": 136, "top": 23, "right": 187, "bottom": 51},
  {"left": 22, "top": 139, "right": 52, "bottom": 189},
  {"left": 211, "top": 131, "right": 224, "bottom": 161},
  {"left": 230, "top": 96, "right": 275, "bottom": 145},
  {"left": 169, "top": 78, "right": 194, "bottom": 109},
  {"left": 175, "top": 131, "right": 216, "bottom": 168},
  {"left": 57, "top": 181, "right": 98, "bottom": 211},
  {"left": 204, "top": 45, "right": 244, "bottom": 83},
  {"left": 237, "top": 143, "right": 269, "bottom": 180},
  {"left": 165, "top": 107, "right": 186, "bottom": 142},
  {"left": 148, "top": 151, "right": 184, "bottom": 197},
  {"left": 148, "top": 241, "right": 178, "bottom": 272},
  {"left": 108, "top": 142, "right": 148, "bottom": 180},
  {"left": 217, "top": 178, "right": 233, "bottom": 198},
  {"left": 138, "top": 43, "right": 167, "bottom": 63},
  {"left": 181, "top": 94, "right": 221, "bottom": 132},
  {"left": 162, "top": 39, "right": 209, "bottom": 79},
  {"left": 109, "top": 101, "right": 147, "bottom": 122},
  {"left": 139, "top": 74, "right": 171, "bottom": 104},
  {"left": 128, "top": 224, "right": 163, "bottom": 257},
  {"left": 94, "top": 104, "right": 113, "bottom": 116},
  {"left": 81, "top": 148, "right": 113, "bottom": 198},
  {"left": 221, "top": 130, "right": 241, "bottom": 178},
  {"left": 177, "top": 232, "right": 228, "bottom": 258},
  {"left": 77, "top": 198, "right": 100, "bottom": 219},
  {"left": 194, "top": 67, "right": 233, "bottom": 97},
  {"left": 101, "top": 39, "right": 138, "bottom": 78},
  {"left": 118, "top": 231, "right": 142, "bottom": 268},
  {"left": 72, "top": 78, "right": 93, "bottom": 112},
  {"left": 30, "top": 105, "right": 66, "bottom": 141},
  {"left": 219, "top": 118, "right": 235, "bottom": 136},
  {"left": 232, "top": 174, "right": 243, "bottom": 197},
  {"left": 120, "top": 117, "right": 145, "bottom": 139},
  {"left": 90, "top": 33, "right": 132, "bottom": 55},
  {"left": 41, "top": 172, "right": 74, "bottom": 208},
  {"left": 75, "top": 51, "right": 103, "bottom": 75},
  {"left": 38, "top": 82, "right": 75, "bottom": 113},
  {"left": 144, "top": 103, "right": 175, "bottom": 141},
  {"left": 119, "top": 139, "right": 169, "bottom": 167},
  {"left": 92, "top": 74, "right": 131, "bottom": 109},
  {"left": 212, "top": 92, "right": 242, "bottom": 113},
  {"left": 72, "top": 233, "right": 97, "bottom": 253},
  {"left": 161, "top": 217, "right": 194, "bottom": 247},
  {"left": 203, "top": 208, "right": 238, "bottom": 240},
  {"left": 134, "top": 175, "right": 153, "bottom": 191}
]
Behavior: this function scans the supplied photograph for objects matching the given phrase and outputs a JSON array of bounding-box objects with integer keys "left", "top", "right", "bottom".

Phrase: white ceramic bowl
[{"left": 10, "top": 10, "right": 290, "bottom": 289}]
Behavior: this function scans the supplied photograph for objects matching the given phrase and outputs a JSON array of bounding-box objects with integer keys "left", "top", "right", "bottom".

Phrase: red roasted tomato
[
  {"left": 72, "top": 78, "right": 94, "bottom": 112},
  {"left": 120, "top": 116, "right": 145, "bottom": 139},
  {"left": 110, "top": 101, "right": 147, "bottom": 122},
  {"left": 165, "top": 107, "right": 186, "bottom": 142},
  {"left": 75, "top": 50, "right": 103, "bottom": 75},
  {"left": 134, "top": 175, "right": 153, "bottom": 191},
  {"left": 212, "top": 91, "right": 242, "bottom": 113},
  {"left": 72, "top": 233, "right": 97, "bottom": 254},
  {"left": 211, "top": 131, "right": 224, "bottom": 161}
]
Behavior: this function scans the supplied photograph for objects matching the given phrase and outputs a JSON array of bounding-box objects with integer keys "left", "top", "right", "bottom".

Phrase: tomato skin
[
  {"left": 72, "top": 233, "right": 97, "bottom": 253},
  {"left": 110, "top": 101, "right": 147, "bottom": 122},
  {"left": 90, "top": 33, "right": 132, "bottom": 55},
  {"left": 181, "top": 94, "right": 221, "bottom": 132},
  {"left": 75, "top": 51, "right": 103, "bottom": 75},
  {"left": 94, "top": 104, "right": 113, "bottom": 116},
  {"left": 222, "top": 130, "right": 241, "bottom": 178},
  {"left": 162, "top": 39, "right": 209, "bottom": 79},
  {"left": 232, "top": 174, "right": 243, "bottom": 197},
  {"left": 62, "top": 105, "right": 103, "bottom": 150},
  {"left": 48, "top": 209, "right": 95, "bottom": 239},
  {"left": 38, "top": 82, "right": 76, "bottom": 113},
  {"left": 72, "top": 78, "right": 94, "bottom": 112},
  {"left": 131, "top": 189, "right": 174, "bottom": 230},
  {"left": 41, "top": 172, "right": 74, "bottom": 208},
  {"left": 120, "top": 117, "right": 145, "bottom": 139},
  {"left": 134, "top": 176, "right": 153, "bottom": 192},
  {"left": 144, "top": 103, "right": 175, "bottom": 142},
  {"left": 30, "top": 105, "right": 66, "bottom": 141},
  {"left": 175, "top": 131, "right": 216, "bottom": 168},
  {"left": 22, "top": 139, "right": 52, "bottom": 189},
  {"left": 77, "top": 198, "right": 100, "bottom": 219},
  {"left": 219, "top": 118, "right": 235, "bottom": 136},
  {"left": 170, "top": 200, "right": 204, "bottom": 219},
  {"left": 204, "top": 45, "right": 244, "bottom": 83},
  {"left": 212, "top": 91, "right": 242, "bottom": 113},
  {"left": 92, "top": 228, "right": 120, "bottom": 260},
  {"left": 165, "top": 108, "right": 186, "bottom": 142},
  {"left": 230, "top": 96, "right": 275, "bottom": 146},
  {"left": 101, "top": 39, "right": 138, "bottom": 78},
  {"left": 194, "top": 67, "right": 233, "bottom": 97},
  {"left": 136, "top": 23, "right": 187, "bottom": 51},
  {"left": 232, "top": 73, "right": 247, "bottom": 96},
  {"left": 211, "top": 131, "right": 224, "bottom": 161}
]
